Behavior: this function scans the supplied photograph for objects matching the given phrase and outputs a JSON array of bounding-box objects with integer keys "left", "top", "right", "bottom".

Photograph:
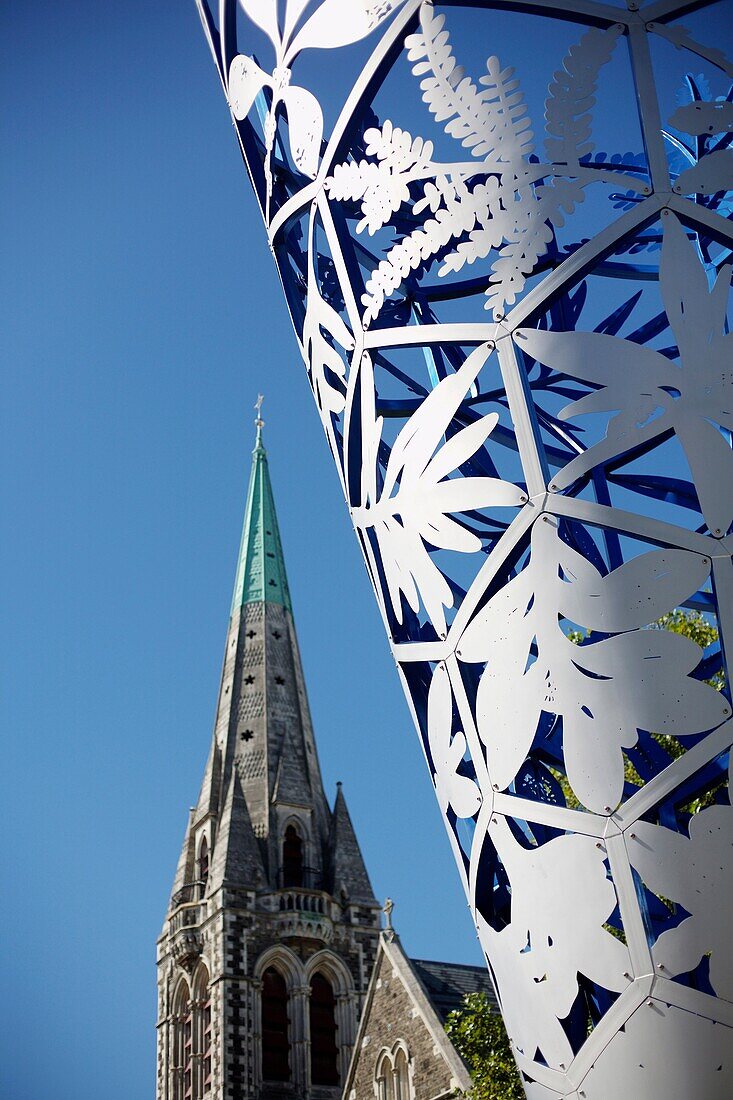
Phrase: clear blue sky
[{"left": 1, "top": 3, "right": 481, "bottom": 1098}]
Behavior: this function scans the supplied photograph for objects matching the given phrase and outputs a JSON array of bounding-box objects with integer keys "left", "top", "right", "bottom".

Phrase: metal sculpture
[{"left": 195, "top": 1, "right": 733, "bottom": 1095}]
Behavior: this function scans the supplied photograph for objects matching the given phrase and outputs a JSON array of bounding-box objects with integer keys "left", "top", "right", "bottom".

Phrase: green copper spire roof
[{"left": 231, "top": 420, "right": 292, "bottom": 614}]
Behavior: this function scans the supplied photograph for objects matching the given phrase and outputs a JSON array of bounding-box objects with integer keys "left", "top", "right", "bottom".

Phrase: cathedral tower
[{"left": 157, "top": 420, "right": 381, "bottom": 1100}]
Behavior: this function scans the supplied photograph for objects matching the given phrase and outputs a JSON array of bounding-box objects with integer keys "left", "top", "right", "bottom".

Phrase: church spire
[
  {"left": 159, "top": 406, "right": 381, "bottom": 1098},
  {"left": 169, "top": 407, "right": 333, "bottom": 906},
  {"left": 231, "top": 401, "right": 292, "bottom": 614}
]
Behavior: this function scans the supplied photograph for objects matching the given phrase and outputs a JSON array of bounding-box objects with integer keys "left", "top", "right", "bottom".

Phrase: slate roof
[{"left": 411, "top": 958, "right": 499, "bottom": 1021}]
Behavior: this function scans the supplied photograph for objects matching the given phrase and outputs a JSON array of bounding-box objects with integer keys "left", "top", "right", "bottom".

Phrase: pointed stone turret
[
  {"left": 207, "top": 767, "right": 266, "bottom": 892},
  {"left": 157, "top": 409, "right": 381, "bottom": 1100},
  {"left": 329, "top": 783, "right": 376, "bottom": 903}
]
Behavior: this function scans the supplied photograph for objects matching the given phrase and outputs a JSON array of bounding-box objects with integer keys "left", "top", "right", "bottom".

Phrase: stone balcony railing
[
  {"left": 168, "top": 901, "right": 205, "bottom": 971},
  {"left": 272, "top": 889, "right": 333, "bottom": 943}
]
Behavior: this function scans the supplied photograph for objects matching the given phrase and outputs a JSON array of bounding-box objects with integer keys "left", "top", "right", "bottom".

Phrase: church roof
[
  {"left": 231, "top": 423, "right": 292, "bottom": 614},
  {"left": 411, "top": 958, "right": 498, "bottom": 1021}
]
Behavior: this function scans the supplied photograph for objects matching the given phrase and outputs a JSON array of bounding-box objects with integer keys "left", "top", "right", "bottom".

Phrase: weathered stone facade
[
  {"left": 157, "top": 430, "right": 381, "bottom": 1100},
  {"left": 343, "top": 935, "right": 497, "bottom": 1100}
]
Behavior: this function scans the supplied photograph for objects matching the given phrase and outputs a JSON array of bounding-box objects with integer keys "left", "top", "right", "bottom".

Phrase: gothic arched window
[
  {"left": 194, "top": 964, "right": 212, "bottom": 1099},
  {"left": 394, "top": 1047, "right": 410, "bottom": 1100},
  {"left": 374, "top": 1044, "right": 411, "bottom": 1100},
  {"left": 183, "top": 997, "right": 193, "bottom": 1100},
  {"left": 375, "top": 1051, "right": 391, "bottom": 1100},
  {"left": 261, "top": 967, "right": 290, "bottom": 1082},
  {"left": 197, "top": 836, "right": 209, "bottom": 898},
  {"left": 310, "top": 972, "right": 339, "bottom": 1086},
  {"left": 282, "top": 824, "right": 304, "bottom": 887},
  {"left": 172, "top": 979, "right": 191, "bottom": 1100}
]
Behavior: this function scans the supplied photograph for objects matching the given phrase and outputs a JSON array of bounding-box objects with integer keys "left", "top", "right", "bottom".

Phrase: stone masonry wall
[{"left": 347, "top": 952, "right": 457, "bottom": 1100}]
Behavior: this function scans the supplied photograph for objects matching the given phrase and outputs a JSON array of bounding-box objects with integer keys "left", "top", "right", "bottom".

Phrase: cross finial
[{"left": 254, "top": 394, "right": 265, "bottom": 445}]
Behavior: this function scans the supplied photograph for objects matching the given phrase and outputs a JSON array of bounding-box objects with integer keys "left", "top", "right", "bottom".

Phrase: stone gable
[{"left": 344, "top": 938, "right": 472, "bottom": 1100}]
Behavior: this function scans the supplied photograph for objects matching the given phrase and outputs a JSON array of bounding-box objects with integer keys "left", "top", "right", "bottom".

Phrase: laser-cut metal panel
[{"left": 195, "top": 1, "right": 733, "bottom": 1095}]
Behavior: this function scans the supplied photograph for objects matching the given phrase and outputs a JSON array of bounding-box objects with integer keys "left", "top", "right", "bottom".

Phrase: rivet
[
  {"left": 595, "top": 842, "right": 604, "bottom": 850},
  {"left": 493, "top": 783, "right": 499, "bottom": 791},
  {"left": 604, "top": 806, "right": 612, "bottom": 813},
  {"left": 647, "top": 998, "right": 654, "bottom": 1006},
  {"left": 623, "top": 971, "right": 632, "bottom": 980},
  {"left": 657, "top": 963, "right": 664, "bottom": 970},
  {"left": 630, "top": 832, "right": 636, "bottom": 839}
]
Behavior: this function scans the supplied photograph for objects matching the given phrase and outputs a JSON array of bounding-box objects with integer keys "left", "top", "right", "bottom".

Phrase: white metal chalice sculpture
[{"left": 195, "top": 1, "right": 733, "bottom": 1095}]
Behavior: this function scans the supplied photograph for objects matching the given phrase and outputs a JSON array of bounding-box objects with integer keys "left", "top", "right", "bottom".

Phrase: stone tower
[{"left": 157, "top": 422, "right": 381, "bottom": 1100}]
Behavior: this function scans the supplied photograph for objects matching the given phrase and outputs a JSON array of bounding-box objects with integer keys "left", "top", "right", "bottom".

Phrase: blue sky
[{"left": 1, "top": 3, "right": 482, "bottom": 1097}]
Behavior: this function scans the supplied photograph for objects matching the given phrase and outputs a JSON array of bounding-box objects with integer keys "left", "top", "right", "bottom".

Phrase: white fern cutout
[
  {"left": 326, "top": 121, "right": 434, "bottom": 235},
  {"left": 329, "top": 7, "right": 626, "bottom": 321}
]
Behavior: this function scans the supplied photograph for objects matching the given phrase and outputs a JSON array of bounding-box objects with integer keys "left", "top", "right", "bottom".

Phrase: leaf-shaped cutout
[
  {"left": 515, "top": 215, "right": 733, "bottom": 535},
  {"left": 287, "top": 0, "right": 400, "bottom": 60},
  {"left": 559, "top": 548, "right": 711, "bottom": 633},
  {"left": 478, "top": 829, "right": 629, "bottom": 1068},
  {"left": 280, "top": 84, "right": 323, "bottom": 178},
  {"left": 670, "top": 100, "right": 733, "bottom": 136},
  {"left": 353, "top": 345, "right": 524, "bottom": 633},
  {"left": 302, "top": 267, "right": 353, "bottom": 417},
  {"left": 427, "top": 665, "right": 482, "bottom": 818},
  {"left": 631, "top": 792, "right": 733, "bottom": 1000},
  {"left": 675, "top": 149, "right": 733, "bottom": 195},
  {"left": 238, "top": 0, "right": 280, "bottom": 49},
  {"left": 228, "top": 55, "right": 271, "bottom": 120},
  {"left": 458, "top": 518, "right": 726, "bottom": 810}
]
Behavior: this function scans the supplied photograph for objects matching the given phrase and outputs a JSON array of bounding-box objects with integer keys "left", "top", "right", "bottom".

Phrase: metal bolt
[
  {"left": 630, "top": 833, "right": 636, "bottom": 840},
  {"left": 604, "top": 806, "right": 612, "bottom": 813},
  {"left": 493, "top": 783, "right": 499, "bottom": 791},
  {"left": 595, "top": 842, "right": 605, "bottom": 850},
  {"left": 647, "top": 998, "right": 654, "bottom": 1006},
  {"left": 657, "top": 963, "right": 665, "bottom": 970},
  {"left": 623, "top": 971, "right": 632, "bottom": 980}
]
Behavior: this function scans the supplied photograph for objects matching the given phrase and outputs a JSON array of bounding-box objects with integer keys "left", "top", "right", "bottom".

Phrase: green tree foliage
[{"left": 445, "top": 992, "right": 524, "bottom": 1100}]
